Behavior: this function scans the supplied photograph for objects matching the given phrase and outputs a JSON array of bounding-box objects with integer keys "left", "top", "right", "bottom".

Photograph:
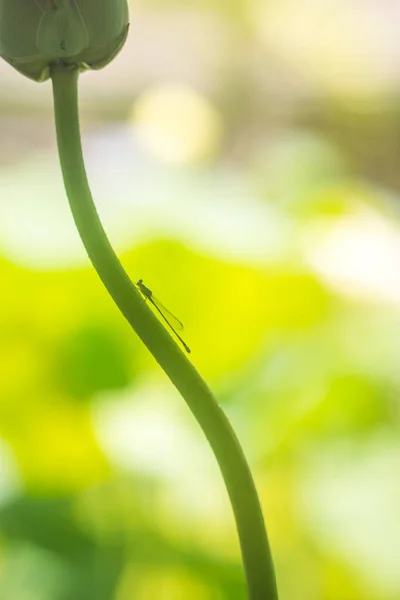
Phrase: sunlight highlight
[
  {"left": 303, "top": 208, "right": 400, "bottom": 304},
  {"left": 130, "top": 84, "right": 222, "bottom": 165}
]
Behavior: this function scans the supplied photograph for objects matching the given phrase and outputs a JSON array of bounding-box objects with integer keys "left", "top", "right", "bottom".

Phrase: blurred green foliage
[{"left": 0, "top": 0, "right": 400, "bottom": 599}]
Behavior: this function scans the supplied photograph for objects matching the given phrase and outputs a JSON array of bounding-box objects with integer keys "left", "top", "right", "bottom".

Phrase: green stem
[{"left": 51, "top": 66, "right": 278, "bottom": 600}]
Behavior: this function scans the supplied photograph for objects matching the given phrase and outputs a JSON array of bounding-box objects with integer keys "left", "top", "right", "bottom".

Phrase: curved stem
[{"left": 51, "top": 66, "right": 278, "bottom": 600}]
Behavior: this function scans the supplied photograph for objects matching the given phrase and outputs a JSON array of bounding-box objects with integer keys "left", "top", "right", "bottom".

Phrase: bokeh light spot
[{"left": 130, "top": 84, "right": 222, "bottom": 165}]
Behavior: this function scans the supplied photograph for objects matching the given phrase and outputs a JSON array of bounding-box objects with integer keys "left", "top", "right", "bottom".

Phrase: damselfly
[{"left": 136, "top": 279, "right": 191, "bottom": 354}]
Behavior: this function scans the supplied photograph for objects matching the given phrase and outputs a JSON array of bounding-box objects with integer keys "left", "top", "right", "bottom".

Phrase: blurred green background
[{"left": 1, "top": 1, "right": 400, "bottom": 598}]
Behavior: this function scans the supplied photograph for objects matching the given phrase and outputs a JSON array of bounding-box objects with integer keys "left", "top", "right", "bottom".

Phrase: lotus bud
[{"left": 0, "top": 0, "right": 129, "bottom": 82}]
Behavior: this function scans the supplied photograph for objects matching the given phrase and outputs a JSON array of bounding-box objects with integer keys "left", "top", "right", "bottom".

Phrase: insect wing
[{"left": 150, "top": 295, "right": 184, "bottom": 331}]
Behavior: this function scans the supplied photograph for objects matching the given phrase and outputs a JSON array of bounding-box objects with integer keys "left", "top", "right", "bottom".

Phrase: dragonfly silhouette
[{"left": 136, "top": 279, "right": 191, "bottom": 354}]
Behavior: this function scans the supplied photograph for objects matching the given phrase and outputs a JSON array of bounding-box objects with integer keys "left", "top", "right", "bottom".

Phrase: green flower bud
[{"left": 0, "top": 0, "right": 129, "bottom": 82}]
